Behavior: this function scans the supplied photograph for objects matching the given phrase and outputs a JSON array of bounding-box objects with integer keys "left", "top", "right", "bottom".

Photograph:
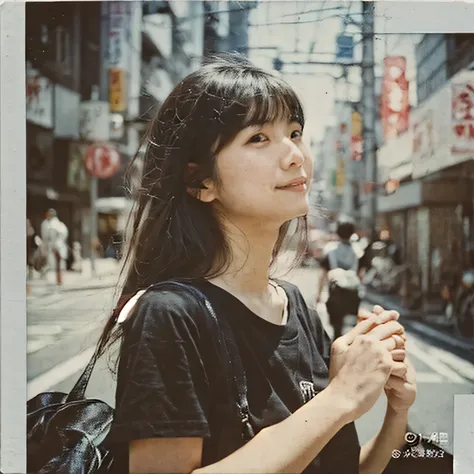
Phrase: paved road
[{"left": 27, "top": 265, "right": 474, "bottom": 456}]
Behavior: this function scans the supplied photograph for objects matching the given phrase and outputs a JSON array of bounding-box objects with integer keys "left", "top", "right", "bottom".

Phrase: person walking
[
  {"left": 97, "top": 54, "right": 416, "bottom": 474},
  {"left": 40, "top": 209, "right": 69, "bottom": 286},
  {"left": 317, "top": 216, "right": 364, "bottom": 339},
  {"left": 26, "top": 218, "right": 36, "bottom": 295}
]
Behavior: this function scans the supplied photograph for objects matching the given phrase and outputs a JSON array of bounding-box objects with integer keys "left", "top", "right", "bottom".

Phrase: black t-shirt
[{"left": 106, "top": 280, "right": 360, "bottom": 473}]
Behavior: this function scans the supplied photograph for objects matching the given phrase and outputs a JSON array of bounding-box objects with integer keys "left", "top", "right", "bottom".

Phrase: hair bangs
[
  {"left": 242, "top": 76, "right": 305, "bottom": 129},
  {"left": 206, "top": 66, "right": 305, "bottom": 154}
]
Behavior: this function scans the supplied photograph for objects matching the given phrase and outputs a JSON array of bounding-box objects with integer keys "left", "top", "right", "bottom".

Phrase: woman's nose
[{"left": 281, "top": 137, "right": 305, "bottom": 168}]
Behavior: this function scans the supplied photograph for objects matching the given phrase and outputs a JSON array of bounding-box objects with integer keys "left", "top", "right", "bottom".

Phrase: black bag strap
[
  {"left": 163, "top": 281, "right": 254, "bottom": 441},
  {"left": 66, "top": 343, "right": 102, "bottom": 402},
  {"left": 66, "top": 280, "right": 254, "bottom": 441}
]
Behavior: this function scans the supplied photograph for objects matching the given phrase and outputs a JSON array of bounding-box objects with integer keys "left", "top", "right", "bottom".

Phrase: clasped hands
[{"left": 331, "top": 305, "right": 417, "bottom": 415}]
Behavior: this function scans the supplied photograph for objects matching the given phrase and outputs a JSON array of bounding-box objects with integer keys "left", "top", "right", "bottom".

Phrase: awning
[{"left": 388, "top": 161, "right": 413, "bottom": 182}]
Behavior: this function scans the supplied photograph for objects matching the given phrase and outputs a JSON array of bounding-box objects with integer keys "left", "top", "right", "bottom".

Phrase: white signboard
[
  {"left": 451, "top": 82, "right": 474, "bottom": 155},
  {"left": 79, "top": 101, "right": 110, "bottom": 142},
  {"left": 26, "top": 64, "right": 53, "bottom": 128},
  {"left": 411, "top": 69, "right": 474, "bottom": 179}
]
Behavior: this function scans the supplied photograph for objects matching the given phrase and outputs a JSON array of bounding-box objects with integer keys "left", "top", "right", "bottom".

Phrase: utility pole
[{"left": 361, "top": 1, "right": 377, "bottom": 235}]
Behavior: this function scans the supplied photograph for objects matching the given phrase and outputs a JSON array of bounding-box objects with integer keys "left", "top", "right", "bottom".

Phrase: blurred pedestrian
[
  {"left": 93, "top": 54, "right": 414, "bottom": 474},
  {"left": 317, "top": 216, "right": 363, "bottom": 339},
  {"left": 40, "top": 209, "right": 69, "bottom": 286},
  {"left": 26, "top": 218, "right": 35, "bottom": 278},
  {"left": 26, "top": 218, "right": 36, "bottom": 295}
]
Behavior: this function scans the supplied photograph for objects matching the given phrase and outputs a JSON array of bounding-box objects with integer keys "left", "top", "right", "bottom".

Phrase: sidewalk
[{"left": 27, "top": 258, "right": 120, "bottom": 298}]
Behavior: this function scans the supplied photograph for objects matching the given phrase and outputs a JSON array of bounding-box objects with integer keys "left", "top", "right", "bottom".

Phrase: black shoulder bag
[{"left": 27, "top": 280, "right": 253, "bottom": 474}]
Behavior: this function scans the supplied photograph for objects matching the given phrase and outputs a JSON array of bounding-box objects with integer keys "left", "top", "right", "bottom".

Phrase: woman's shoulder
[
  {"left": 121, "top": 281, "right": 212, "bottom": 339},
  {"left": 274, "top": 279, "right": 305, "bottom": 302}
]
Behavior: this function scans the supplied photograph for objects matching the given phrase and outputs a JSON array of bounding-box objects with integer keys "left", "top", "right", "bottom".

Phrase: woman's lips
[{"left": 276, "top": 183, "right": 308, "bottom": 192}]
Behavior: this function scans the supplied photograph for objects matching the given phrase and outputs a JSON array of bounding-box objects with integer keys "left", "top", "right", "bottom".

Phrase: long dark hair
[{"left": 97, "top": 53, "right": 309, "bottom": 359}]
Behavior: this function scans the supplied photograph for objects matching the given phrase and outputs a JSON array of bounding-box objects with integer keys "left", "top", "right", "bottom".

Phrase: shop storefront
[{"left": 377, "top": 69, "right": 474, "bottom": 300}]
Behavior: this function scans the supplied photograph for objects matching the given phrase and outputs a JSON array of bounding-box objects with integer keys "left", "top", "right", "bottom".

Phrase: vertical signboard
[
  {"left": 351, "top": 111, "right": 363, "bottom": 161},
  {"left": 26, "top": 63, "right": 53, "bottom": 129},
  {"left": 108, "top": 1, "right": 129, "bottom": 112},
  {"left": 382, "top": 56, "right": 409, "bottom": 140},
  {"left": 451, "top": 82, "right": 474, "bottom": 155},
  {"left": 109, "top": 69, "right": 126, "bottom": 112},
  {"left": 336, "top": 35, "right": 354, "bottom": 62}
]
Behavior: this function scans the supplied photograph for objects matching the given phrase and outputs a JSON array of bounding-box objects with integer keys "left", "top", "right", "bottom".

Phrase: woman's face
[{"left": 202, "top": 118, "right": 313, "bottom": 226}]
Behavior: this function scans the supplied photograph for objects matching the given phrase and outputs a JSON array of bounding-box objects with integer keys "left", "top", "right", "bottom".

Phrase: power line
[
  {"left": 249, "top": 13, "right": 344, "bottom": 27},
  {"left": 280, "top": 5, "right": 346, "bottom": 18}
]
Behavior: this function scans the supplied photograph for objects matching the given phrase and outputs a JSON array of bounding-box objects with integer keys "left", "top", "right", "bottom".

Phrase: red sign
[
  {"left": 451, "top": 82, "right": 474, "bottom": 154},
  {"left": 351, "top": 136, "right": 362, "bottom": 161},
  {"left": 85, "top": 145, "right": 121, "bottom": 179},
  {"left": 381, "top": 56, "right": 409, "bottom": 140}
]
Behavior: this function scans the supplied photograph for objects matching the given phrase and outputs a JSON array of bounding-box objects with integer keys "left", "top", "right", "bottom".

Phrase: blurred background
[{"left": 24, "top": 0, "right": 474, "bottom": 461}]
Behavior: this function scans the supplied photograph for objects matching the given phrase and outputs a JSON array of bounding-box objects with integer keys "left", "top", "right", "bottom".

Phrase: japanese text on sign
[
  {"left": 109, "top": 69, "right": 126, "bottom": 113},
  {"left": 451, "top": 82, "right": 474, "bottom": 154},
  {"left": 108, "top": 1, "right": 129, "bottom": 69}
]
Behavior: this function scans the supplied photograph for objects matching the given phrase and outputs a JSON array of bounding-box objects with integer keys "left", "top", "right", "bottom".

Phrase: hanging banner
[
  {"left": 351, "top": 111, "right": 363, "bottom": 161},
  {"left": 108, "top": 1, "right": 129, "bottom": 112},
  {"left": 108, "top": 1, "right": 129, "bottom": 69},
  {"left": 382, "top": 56, "right": 409, "bottom": 140},
  {"left": 109, "top": 69, "right": 126, "bottom": 113},
  {"left": 451, "top": 82, "right": 474, "bottom": 155},
  {"left": 336, "top": 158, "right": 345, "bottom": 195}
]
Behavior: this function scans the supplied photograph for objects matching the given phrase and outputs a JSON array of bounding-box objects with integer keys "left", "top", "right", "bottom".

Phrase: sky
[{"left": 247, "top": 1, "right": 422, "bottom": 144}]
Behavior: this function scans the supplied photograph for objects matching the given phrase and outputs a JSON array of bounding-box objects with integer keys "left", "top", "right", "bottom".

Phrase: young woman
[{"left": 100, "top": 54, "right": 416, "bottom": 474}]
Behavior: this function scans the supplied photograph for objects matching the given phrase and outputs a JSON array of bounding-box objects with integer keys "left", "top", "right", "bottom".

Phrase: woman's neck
[{"left": 209, "top": 218, "right": 280, "bottom": 296}]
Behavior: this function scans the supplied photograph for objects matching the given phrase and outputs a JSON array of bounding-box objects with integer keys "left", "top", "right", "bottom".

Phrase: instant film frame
[{"left": 1, "top": 1, "right": 474, "bottom": 473}]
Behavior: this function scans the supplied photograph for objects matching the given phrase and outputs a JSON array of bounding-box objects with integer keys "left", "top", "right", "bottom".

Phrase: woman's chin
[{"left": 280, "top": 204, "right": 309, "bottom": 222}]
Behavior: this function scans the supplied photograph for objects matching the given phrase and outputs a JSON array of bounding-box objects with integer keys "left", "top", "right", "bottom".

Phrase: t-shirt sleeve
[
  {"left": 107, "top": 289, "right": 211, "bottom": 444},
  {"left": 308, "top": 308, "right": 332, "bottom": 370}
]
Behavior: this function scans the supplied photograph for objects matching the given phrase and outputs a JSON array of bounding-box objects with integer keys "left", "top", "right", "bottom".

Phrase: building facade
[
  {"left": 26, "top": 0, "right": 211, "bottom": 261},
  {"left": 377, "top": 35, "right": 474, "bottom": 304}
]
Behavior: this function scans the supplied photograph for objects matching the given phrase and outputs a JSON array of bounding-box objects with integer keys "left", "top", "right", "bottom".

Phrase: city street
[{"left": 27, "top": 260, "right": 474, "bottom": 455}]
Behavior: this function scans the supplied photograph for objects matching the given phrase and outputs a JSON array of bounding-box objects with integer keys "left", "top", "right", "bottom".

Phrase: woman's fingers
[
  {"left": 385, "top": 374, "right": 408, "bottom": 390},
  {"left": 391, "top": 361, "right": 408, "bottom": 379},
  {"left": 358, "top": 307, "right": 400, "bottom": 325},
  {"left": 366, "top": 320, "right": 406, "bottom": 342},
  {"left": 343, "top": 310, "right": 398, "bottom": 345},
  {"left": 357, "top": 308, "right": 373, "bottom": 321},
  {"left": 391, "top": 349, "right": 407, "bottom": 362},
  {"left": 381, "top": 334, "right": 406, "bottom": 352}
]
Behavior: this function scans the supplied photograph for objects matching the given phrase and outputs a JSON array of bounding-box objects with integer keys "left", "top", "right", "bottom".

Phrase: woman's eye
[
  {"left": 291, "top": 130, "right": 303, "bottom": 139},
  {"left": 248, "top": 133, "right": 267, "bottom": 144}
]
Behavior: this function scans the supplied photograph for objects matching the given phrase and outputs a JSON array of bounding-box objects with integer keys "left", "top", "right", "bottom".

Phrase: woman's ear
[
  {"left": 185, "top": 163, "right": 217, "bottom": 202},
  {"left": 199, "top": 179, "right": 217, "bottom": 203}
]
